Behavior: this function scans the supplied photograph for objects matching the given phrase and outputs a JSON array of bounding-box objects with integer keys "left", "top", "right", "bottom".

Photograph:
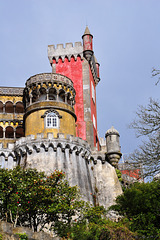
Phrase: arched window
[
  {"left": 5, "top": 101, "right": 14, "bottom": 113},
  {"left": 5, "top": 126, "right": 14, "bottom": 138},
  {"left": 16, "top": 126, "right": 24, "bottom": 138},
  {"left": 39, "top": 88, "right": 47, "bottom": 101},
  {"left": 49, "top": 88, "right": 56, "bottom": 100},
  {"left": 32, "top": 89, "right": 38, "bottom": 103},
  {"left": 0, "top": 102, "right": 3, "bottom": 113},
  {"left": 0, "top": 126, "right": 3, "bottom": 138},
  {"left": 67, "top": 93, "right": 71, "bottom": 105},
  {"left": 15, "top": 102, "right": 24, "bottom": 113},
  {"left": 59, "top": 90, "right": 65, "bottom": 102},
  {"left": 46, "top": 112, "right": 59, "bottom": 128}
]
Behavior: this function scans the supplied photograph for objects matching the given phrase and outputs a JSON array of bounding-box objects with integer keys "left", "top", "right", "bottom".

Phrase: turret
[
  {"left": 23, "top": 73, "right": 76, "bottom": 138},
  {"left": 82, "top": 26, "right": 93, "bottom": 61},
  {"left": 105, "top": 126, "right": 122, "bottom": 168}
]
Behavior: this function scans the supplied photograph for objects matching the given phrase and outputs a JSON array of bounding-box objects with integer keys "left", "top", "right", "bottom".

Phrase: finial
[
  {"left": 105, "top": 126, "right": 120, "bottom": 137},
  {"left": 84, "top": 26, "right": 91, "bottom": 35}
]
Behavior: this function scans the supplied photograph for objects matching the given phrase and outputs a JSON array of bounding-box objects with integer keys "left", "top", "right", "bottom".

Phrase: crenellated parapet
[
  {"left": 48, "top": 42, "right": 83, "bottom": 63},
  {"left": 0, "top": 133, "right": 122, "bottom": 208},
  {"left": 14, "top": 133, "right": 91, "bottom": 160}
]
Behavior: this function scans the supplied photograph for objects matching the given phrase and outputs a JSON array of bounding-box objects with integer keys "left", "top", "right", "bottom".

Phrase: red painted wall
[
  {"left": 53, "top": 56, "right": 86, "bottom": 140},
  {"left": 121, "top": 169, "right": 141, "bottom": 179}
]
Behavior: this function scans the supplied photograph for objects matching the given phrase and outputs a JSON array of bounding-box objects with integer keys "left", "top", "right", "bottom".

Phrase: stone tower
[
  {"left": 105, "top": 126, "right": 122, "bottom": 168},
  {"left": 23, "top": 73, "right": 76, "bottom": 138},
  {"left": 48, "top": 26, "right": 100, "bottom": 149},
  {"left": 0, "top": 27, "right": 123, "bottom": 209}
]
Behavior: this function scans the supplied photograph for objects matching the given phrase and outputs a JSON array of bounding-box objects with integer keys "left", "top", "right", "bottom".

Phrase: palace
[{"left": 0, "top": 27, "right": 122, "bottom": 208}]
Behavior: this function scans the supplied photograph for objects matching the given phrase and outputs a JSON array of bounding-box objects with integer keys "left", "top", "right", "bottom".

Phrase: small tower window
[{"left": 46, "top": 112, "right": 59, "bottom": 128}]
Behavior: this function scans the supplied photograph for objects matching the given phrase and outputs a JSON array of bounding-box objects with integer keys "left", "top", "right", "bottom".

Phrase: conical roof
[
  {"left": 82, "top": 26, "right": 93, "bottom": 38},
  {"left": 84, "top": 26, "right": 91, "bottom": 35},
  {"left": 105, "top": 126, "right": 120, "bottom": 137}
]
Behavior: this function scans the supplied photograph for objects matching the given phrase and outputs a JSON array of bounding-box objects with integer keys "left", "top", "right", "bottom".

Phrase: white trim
[
  {"left": 46, "top": 112, "right": 59, "bottom": 129},
  {"left": 91, "top": 81, "right": 95, "bottom": 103}
]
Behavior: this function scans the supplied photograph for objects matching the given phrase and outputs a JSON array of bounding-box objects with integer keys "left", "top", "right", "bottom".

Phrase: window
[
  {"left": 15, "top": 102, "right": 24, "bottom": 113},
  {"left": 5, "top": 126, "right": 14, "bottom": 138},
  {"left": 93, "top": 114, "right": 96, "bottom": 129},
  {"left": 91, "top": 82, "right": 95, "bottom": 103},
  {"left": 5, "top": 101, "right": 14, "bottom": 113},
  {"left": 46, "top": 112, "right": 59, "bottom": 128}
]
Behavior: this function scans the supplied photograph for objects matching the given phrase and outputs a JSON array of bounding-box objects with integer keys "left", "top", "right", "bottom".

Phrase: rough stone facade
[
  {"left": 0, "top": 221, "right": 60, "bottom": 240},
  {"left": 0, "top": 27, "right": 123, "bottom": 209}
]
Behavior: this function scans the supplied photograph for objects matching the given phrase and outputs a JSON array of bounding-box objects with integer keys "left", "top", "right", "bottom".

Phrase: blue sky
[{"left": 0, "top": 0, "right": 160, "bottom": 156}]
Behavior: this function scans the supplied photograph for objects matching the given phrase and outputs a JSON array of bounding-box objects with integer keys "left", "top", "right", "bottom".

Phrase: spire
[
  {"left": 84, "top": 26, "right": 91, "bottom": 35},
  {"left": 82, "top": 26, "right": 93, "bottom": 38},
  {"left": 82, "top": 26, "right": 93, "bottom": 55}
]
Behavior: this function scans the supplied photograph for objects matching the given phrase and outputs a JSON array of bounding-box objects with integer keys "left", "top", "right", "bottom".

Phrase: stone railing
[
  {"left": 0, "top": 87, "right": 24, "bottom": 96},
  {"left": 26, "top": 73, "right": 73, "bottom": 88}
]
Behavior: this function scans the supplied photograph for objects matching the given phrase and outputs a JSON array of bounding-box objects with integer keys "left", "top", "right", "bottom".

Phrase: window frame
[{"left": 46, "top": 112, "right": 59, "bottom": 129}]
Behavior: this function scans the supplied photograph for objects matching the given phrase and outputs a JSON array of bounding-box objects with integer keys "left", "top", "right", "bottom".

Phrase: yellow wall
[
  {"left": 0, "top": 95, "right": 24, "bottom": 148},
  {"left": 25, "top": 102, "right": 76, "bottom": 138},
  {"left": 0, "top": 96, "right": 23, "bottom": 103}
]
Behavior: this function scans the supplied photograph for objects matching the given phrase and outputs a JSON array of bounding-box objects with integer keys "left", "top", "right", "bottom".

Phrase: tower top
[
  {"left": 82, "top": 26, "right": 93, "bottom": 38},
  {"left": 105, "top": 126, "right": 120, "bottom": 137}
]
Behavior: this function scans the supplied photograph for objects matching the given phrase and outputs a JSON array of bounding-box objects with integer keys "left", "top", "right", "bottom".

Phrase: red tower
[{"left": 48, "top": 27, "right": 100, "bottom": 149}]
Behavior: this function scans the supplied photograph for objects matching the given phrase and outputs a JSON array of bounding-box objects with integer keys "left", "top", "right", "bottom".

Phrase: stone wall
[
  {"left": 14, "top": 133, "right": 122, "bottom": 208},
  {"left": 0, "top": 221, "right": 60, "bottom": 240}
]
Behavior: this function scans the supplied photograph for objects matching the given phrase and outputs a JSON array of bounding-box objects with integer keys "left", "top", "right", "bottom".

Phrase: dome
[{"left": 105, "top": 126, "right": 120, "bottom": 137}]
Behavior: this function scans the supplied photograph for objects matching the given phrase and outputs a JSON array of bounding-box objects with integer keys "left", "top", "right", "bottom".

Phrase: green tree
[
  {"left": 0, "top": 166, "right": 137, "bottom": 239},
  {"left": 70, "top": 206, "right": 136, "bottom": 240},
  {"left": 110, "top": 180, "right": 160, "bottom": 238},
  {"left": 0, "top": 166, "right": 85, "bottom": 233}
]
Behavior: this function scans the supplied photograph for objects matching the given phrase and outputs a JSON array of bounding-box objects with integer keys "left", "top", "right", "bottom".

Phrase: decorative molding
[
  {"left": 0, "top": 87, "right": 24, "bottom": 96},
  {"left": 41, "top": 109, "right": 62, "bottom": 118},
  {"left": 26, "top": 73, "right": 73, "bottom": 88},
  {"left": 0, "top": 119, "right": 23, "bottom": 126}
]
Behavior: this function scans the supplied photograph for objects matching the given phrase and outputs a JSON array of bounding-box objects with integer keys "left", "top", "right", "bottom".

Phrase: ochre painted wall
[
  {"left": 0, "top": 95, "right": 24, "bottom": 148},
  {"left": 0, "top": 95, "right": 23, "bottom": 103},
  {"left": 25, "top": 102, "right": 76, "bottom": 138}
]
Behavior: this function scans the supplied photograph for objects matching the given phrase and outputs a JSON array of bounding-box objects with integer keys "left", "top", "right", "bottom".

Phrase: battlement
[
  {"left": 48, "top": 42, "right": 83, "bottom": 63},
  {"left": 14, "top": 133, "right": 90, "bottom": 159},
  {"left": 0, "top": 133, "right": 118, "bottom": 167}
]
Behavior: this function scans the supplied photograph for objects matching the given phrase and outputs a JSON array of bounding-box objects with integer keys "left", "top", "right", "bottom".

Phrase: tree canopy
[
  {"left": 110, "top": 180, "right": 160, "bottom": 239},
  {"left": 0, "top": 166, "right": 86, "bottom": 234},
  {"left": 0, "top": 166, "right": 137, "bottom": 240},
  {"left": 129, "top": 97, "right": 160, "bottom": 178}
]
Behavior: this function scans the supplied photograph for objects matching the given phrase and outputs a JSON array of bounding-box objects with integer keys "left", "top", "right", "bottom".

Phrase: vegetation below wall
[{"left": 1, "top": 167, "right": 159, "bottom": 239}]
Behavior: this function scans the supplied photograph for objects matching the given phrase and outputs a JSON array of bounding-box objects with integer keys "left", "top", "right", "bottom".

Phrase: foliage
[
  {"left": 116, "top": 169, "right": 123, "bottom": 183},
  {"left": 110, "top": 180, "right": 160, "bottom": 238},
  {"left": 68, "top": 206, "right": 136, "bottom": 240},
  {"left": 0, "top": 166, "right": 137, "bottom": 239},
  {"left": 16, "top": 233, "right": 28, "bottom": 240},
  {"left": 129, "top": 97, "right": 160, "bottom": 178},
  {"left": 0, "top": 166, "right": 85, "bottom": 233}
]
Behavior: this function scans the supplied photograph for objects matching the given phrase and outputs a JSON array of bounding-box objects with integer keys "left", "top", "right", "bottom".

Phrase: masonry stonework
[{"left": 0, "top": 27, "right": 122, "bottom": 210}]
